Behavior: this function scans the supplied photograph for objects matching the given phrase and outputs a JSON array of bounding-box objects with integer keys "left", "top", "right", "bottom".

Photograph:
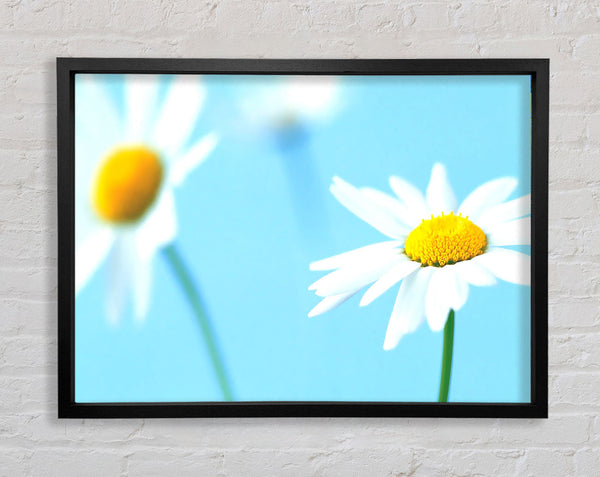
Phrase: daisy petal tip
[
  {"left": 429, "top": 321, "right": 446, "bottom": 333},
  {"left": 308, "top": 262, "right": 322, "bottom": 272},
  {"left": 388, "top": 175, "right": 404, "bottom": 189},
  {"left": 307, "top": 307, "right": 322, "bottom": 318},
  {"left": 425, "top": 307, "right": 448, "bottom": 332},
  {"left": 432, "top": 162, "right": 447, "bottom": 174},
  {"left": 383, "top": 337, "right": 399, "bottom": 351},
  {"left": 331, "top": 176, "right": 353, "bottom": 191}
]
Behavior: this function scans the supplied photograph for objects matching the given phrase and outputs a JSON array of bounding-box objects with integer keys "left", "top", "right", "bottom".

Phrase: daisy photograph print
[{"left": 71, "top": 66, "right": 538, "bottom": 408}]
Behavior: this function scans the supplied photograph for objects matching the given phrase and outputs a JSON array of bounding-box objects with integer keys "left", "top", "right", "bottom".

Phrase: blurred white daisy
[
  {"left": 242, "top": 76, "right": 340, "bottom": 131},
  {"left": 75, "top": 74, "right": 218, "bottom": 322},
  {"left": 308, "top": 164, "right": 530, "bottom": 350}
]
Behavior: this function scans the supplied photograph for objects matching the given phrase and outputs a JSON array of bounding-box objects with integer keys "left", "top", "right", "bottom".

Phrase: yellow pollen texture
[
  {"left": 404, "top": 212, "right": 487, "bottom": 267},
  {"left": 92, "top": 146, "right": 163, "bottom": 223}
]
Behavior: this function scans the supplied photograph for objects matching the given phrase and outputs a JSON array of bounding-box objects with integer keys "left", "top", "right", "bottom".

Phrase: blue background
[{"left": 75, "top": 74, "right": 531, "bottom": 403}]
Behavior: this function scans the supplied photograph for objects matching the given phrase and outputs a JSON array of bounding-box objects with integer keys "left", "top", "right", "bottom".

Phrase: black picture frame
[{"left": 57, "top": 58, "right": 548, "bottom": 419}]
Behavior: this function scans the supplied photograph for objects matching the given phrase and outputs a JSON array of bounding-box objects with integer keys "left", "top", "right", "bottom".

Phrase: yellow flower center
[
  {"left": 92, "top": 146, "right": 163, "bottom": 223},
  {"left": 404, "top": 212, "right": 487, "bottom": 267}
]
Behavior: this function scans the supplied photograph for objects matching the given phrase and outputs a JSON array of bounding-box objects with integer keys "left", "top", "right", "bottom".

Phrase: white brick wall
[{"left": 0, "top": 0, "right": 598, "bottom": 475}]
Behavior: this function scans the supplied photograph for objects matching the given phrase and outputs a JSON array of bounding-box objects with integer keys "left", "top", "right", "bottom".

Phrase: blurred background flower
[
  {"left": 240, "top": 76, "right": 342, "bottom": 247},
  {"left": 241, "top": 76, "right": 340, "bottom": 131},
  {"left": 75, "top": 75, "right": 218, "bottom": 322}
]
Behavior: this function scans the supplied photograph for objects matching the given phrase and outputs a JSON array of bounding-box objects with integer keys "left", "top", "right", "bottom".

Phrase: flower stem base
[{"left": 438, "top": 309, "right": 455, "bottom": 403}]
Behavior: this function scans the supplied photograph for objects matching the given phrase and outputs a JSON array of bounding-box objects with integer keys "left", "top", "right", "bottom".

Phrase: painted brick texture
[{"left": 0, "top": 0, "right": 599, "bottom": 475}]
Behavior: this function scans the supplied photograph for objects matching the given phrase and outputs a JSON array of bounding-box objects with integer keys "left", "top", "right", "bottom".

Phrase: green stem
[
  {"left": 438, "top": 309, "right": 455, "bottom": 403},
  {"left": 163, "top": 244, "right": 233, "bottom": 401}
]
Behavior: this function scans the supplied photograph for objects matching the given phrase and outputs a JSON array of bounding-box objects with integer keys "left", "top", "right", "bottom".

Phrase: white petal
[
  {"left": 476, "top": 195, "right": 531, "bottom": 230},
  {"left": 389, "top": 175, "right": 430, "bottom": 223},
  {"left": 331, "top": 177, "right": 409, "bottom": 239},
  {"left": 383, "top": 267, "right": 433, "bottom": 350},
  {"left": 487, "top": 217, "right": 531, "bottom": 246},
  {"left": 452, "top": 259, "right": 497, "bottom": 287},
  {"left": 75, "top": 227, "right": 115, "bottom": 294},
  {"left": 458, "top": 177, "right": 518, "bottom": 221},
  {"left": 308, "top": 290, "right": 358, "bottom": 317},
  {"left": 425, "top": 268, "right": 453, "bottom": 332},
  {"left": 360, "top": 187, "right": 416, "bottom": 228},
  {"left": 152, "top": 76, "right": 205, "bottom": 157},
  {"left": 309, "top": 254, "right": 402, "bottom": 297},
  {"left": 107, "top": 232, "right": 156, "bottom": 323},
  {"left": 360, "top": 258, "right": 421, "bottom": 306},
  {"left": 473, "top": 248, "right": 530, "bottom": 286},
  {"left": 106, "top": 235, "right": 134, "bottom": 324},
  {"left": 426, "top": 163, "right": 457, "bottom": 215},
  {"left": 169, "top": 132, "right": 218, "bottom": 187},
  {"left": 310, "top": 241, "right": 402, "bottom": 271},
  {"left": 135, "top": 189, "right": 177, "bottom": 260},
  {"left": 124, "top": 74, "right": 160, "bottom": 142},
  {"left": 444, "top": 266, "right": 470, "bottom": 310}
]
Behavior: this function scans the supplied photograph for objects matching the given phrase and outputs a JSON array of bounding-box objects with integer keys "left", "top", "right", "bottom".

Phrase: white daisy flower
[
  {"left": 75, "top": 74, "right": 218, "bottom": 322},
  {"left": 308, "top": 164, "right": 530, "bottom": 350},
  {"left": 242, "top": 76, "right": 340, "bottom": 131}
]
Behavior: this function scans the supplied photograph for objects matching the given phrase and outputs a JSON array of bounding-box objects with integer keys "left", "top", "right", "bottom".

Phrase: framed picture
[{"left": 57, "top": 58, "right": 548, "bottom": 418}]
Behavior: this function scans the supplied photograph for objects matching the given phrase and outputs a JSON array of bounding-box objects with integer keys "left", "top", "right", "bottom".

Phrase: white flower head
[
  {"left": 309, "top": 164, "right": 531, "bottom": 350},
  {"left": 75, "top": 74, "right": 218, "bottom": 323},
  {"left": 242, "top": 76, "right": 340, "bottom": 131}
]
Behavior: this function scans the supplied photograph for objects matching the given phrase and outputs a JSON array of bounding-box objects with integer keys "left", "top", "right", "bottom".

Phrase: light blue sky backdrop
[{"left": 75, "top": 74, "right": 531, "bottom": 403}]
